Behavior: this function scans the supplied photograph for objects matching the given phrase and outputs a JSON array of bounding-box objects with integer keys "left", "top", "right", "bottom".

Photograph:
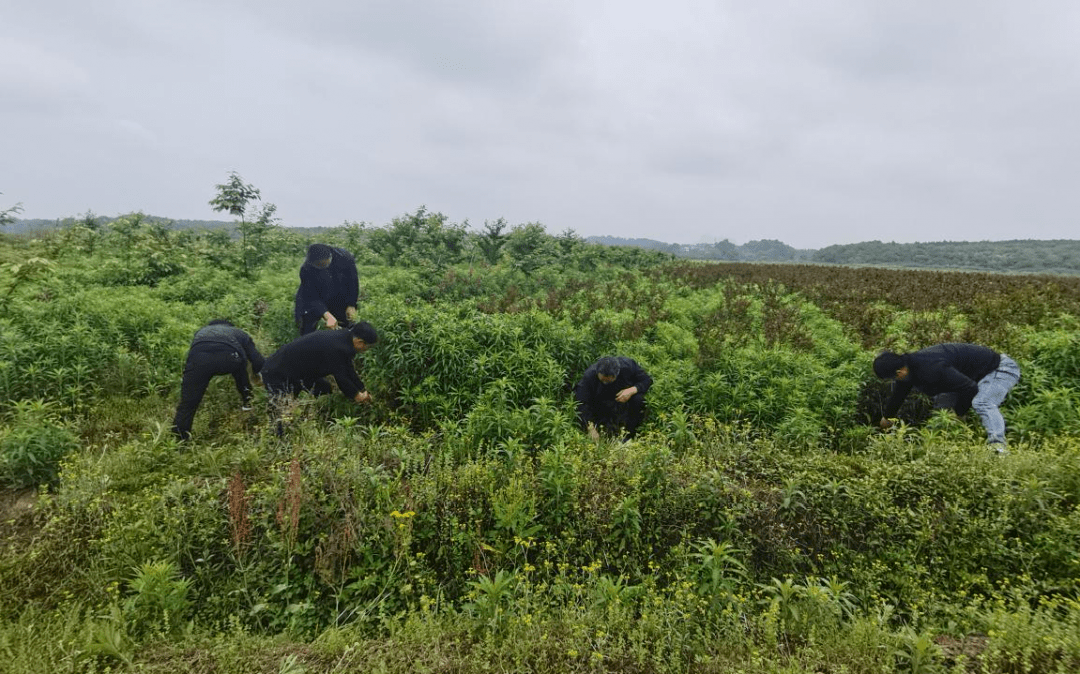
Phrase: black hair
[
  {"left": 873, "top": 351, "right": 906, "bottom": 379},
  {"left": 596, "top": 356, "right": 621, "bottom": 378},
  {"left": 349, "top": 320, "right": 378, "bottom": 344},
  {"left": 207, "top": 319, "right": 234, "bottom": 327},
  {"left": 305, "top": 243, "right": 333, "bottom": 265}
]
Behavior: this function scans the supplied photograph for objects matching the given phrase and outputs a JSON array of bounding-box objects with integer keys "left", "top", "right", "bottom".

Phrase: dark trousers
[
  {"left": 298, "top": 311, "right": 322, "bottom": 336},
  {"left": 583, "top": 393, "right": 648, "bottom": 440},
  {"left": 172, "top": 344, "right": 251, "bottom": 441},
  {"left": 262, "top": 374, "right": 334, "bottom": 436},
  {"left": 262, "top": 375, "right": 334, "bottom": 399}
]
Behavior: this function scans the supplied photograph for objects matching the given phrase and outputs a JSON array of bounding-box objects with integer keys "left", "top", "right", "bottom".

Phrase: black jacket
[
  {"left": 261, "top": 330, "right": 366, "bottom": 399},
  {"left": 190, "top": 324, "right": 264, "bottom": 373},
  {"left": 293, "top": 247, "right": 360, "bottom": 323},
  {"left": 573, "top": 356, "right": 653, "bottom": 425},
  {"left": 882, "top": 343, "right": 1002, "bottom": 418}
]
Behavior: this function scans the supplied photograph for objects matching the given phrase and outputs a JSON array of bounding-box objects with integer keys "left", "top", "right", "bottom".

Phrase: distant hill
[
  {"left": 588, "top": 235, "right": 1080, "bottom": 275},
  {"left": 586, "top": 236, "right": 815, "bottom": 262},
  {"left": 811, "top": 239, "right": 1080, "bottom": 275}
]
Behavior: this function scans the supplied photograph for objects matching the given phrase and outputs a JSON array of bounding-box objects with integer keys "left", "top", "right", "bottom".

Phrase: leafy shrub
[
  {"left": 122, "top": 560, "right": 192, "bottom": 639},
  {"left": 1009, "top": 386, "right": 1080, "bottom": 441},
  {"left": 0, "top": 400, "right": 79, "bottom": 488},
  {"left": 156, "top": 266, "right": 242, "bottom": 304},
  {"left": 978, "top": 593, "right": 1080, "bottom": 673}
]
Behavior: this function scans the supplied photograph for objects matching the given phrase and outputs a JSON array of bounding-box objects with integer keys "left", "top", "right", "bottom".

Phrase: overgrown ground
[{"left": 2, "top": 213, "right": 1079, "bottom": 673}]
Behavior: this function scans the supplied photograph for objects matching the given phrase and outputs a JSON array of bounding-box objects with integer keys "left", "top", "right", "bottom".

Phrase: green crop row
[{"left": 3, "top": 221, "right": 1080, "bottom": 673}]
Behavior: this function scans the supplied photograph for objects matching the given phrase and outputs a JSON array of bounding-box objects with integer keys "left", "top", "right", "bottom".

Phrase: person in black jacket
[
  {"left": 172, "top": 320, "right": 264, "bottom": 441},
  {"left": 294, "top": 243, "right": 360, "bottom": 335},
  {"left": 261, "top": 322, "right": 378, "bottom": 434},
  {"left": 574, "top": 356, "right": 653, "bottom": 441},
  {"left": 874, "top": 343, "right": 1020, "bottom": 451}
]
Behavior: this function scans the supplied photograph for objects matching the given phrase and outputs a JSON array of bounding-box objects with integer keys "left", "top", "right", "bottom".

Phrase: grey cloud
[
  {"left": 223, "top": 0, "right": 580, "bottom": 91},
  {"left": 4, "top": 0, "right": 1080, "bottom": 248}
]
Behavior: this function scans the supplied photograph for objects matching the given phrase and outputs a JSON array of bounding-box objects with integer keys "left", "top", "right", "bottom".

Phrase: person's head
[
  {"left": 305, "top": 243, "right": 334, "bottom": 269},
  {"left": 596, "top": 356, "right": 621, "bottom": 384},
  {"left": 873, "top": 351, "right": 908, "bottom": 380},
  {"left": 349, "top": 321, "right": 378, "bottom": 352}
]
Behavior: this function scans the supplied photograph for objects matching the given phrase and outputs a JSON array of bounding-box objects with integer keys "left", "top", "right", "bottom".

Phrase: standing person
[
  {"left": 873, "top": 342, "right": 1021, "bottom": 452},
  {"left": 294, "top": 243, "right": 360, "bottom": 335},
  {"left": 261, "top": 321, "right": 378, "bottom": 432},
  {"left": 574, "top": 355, "right": 653, "bottom": 442},
  {"left": 172, "top": 320, "right": 264, "bottom": 442}
]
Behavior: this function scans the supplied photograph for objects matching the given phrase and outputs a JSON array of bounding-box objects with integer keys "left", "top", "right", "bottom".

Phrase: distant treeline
[
  {"left": 9, "top": 216, "right": 235, "bottom": 235},
  {"left": 591, "top": 235, "right": 1080, "bottom": 275},
  {"left": 812, "top": 239, "right": 1080, "bottom": 275},
  {"left": 11, "top": 218, "right": 1079, "bottom": 275},
  {"left": 587, "top": 235, "right": 816, "bottom": 263}
]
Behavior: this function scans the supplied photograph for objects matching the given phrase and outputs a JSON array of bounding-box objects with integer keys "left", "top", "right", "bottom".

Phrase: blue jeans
[{"left": 972, "top": 355, "right": 1020, "bottom": 445}]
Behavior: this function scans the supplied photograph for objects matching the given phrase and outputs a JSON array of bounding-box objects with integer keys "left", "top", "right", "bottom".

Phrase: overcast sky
[{"left": 3, "top": 1, "right": 1079, "bottom": 249}]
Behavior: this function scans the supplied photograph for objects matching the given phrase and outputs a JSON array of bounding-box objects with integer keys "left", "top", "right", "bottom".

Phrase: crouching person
[
  {"left": 574, "top": 355, "right": 652, "bottom": 442},
  {"left": 261, "top": 321, "right": 378, "bottom": 434}
]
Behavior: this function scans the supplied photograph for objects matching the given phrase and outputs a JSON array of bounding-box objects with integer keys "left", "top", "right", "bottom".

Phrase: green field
[{"left": 2, "top": 211, "right": 1079, "bottom": 673}]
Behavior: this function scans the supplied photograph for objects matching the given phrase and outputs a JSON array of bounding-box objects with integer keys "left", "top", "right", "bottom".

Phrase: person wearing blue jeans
[{"left": 873, "top": 343, "right": 1020, "bottom": 452}]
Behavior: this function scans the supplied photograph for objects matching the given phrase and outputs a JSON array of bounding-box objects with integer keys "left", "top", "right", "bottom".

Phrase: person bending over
[
  {"left": 261, "top": 321, "right": 378, "bottom": 433},
  {"left": 172, "top": 319, "right": 264, "bottom": 442},
  {"left": 874, "top": 342, "right": 1020, "bottom": 452},
  {"left": 574, "top": 355, "right": 653, "bottom": 442}
]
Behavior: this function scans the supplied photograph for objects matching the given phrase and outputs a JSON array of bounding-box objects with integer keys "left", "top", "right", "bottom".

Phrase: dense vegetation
[
  {"left": 2, "top": 207, "right": 1080, "bottom": 673},
  {"left": 17, "top": 217, "right": 1080, "bottom": 274}
]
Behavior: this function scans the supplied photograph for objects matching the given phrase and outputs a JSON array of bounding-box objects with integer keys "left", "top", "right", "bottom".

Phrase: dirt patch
[
  {"left": 936, "top": 634, "right": 989, "bottom": 672},
  {"left": 0, "top": 487, "right": 37, "bottom": 517},
  {"left": 0, "top": 487, "right": 40, "bottom": 539}
]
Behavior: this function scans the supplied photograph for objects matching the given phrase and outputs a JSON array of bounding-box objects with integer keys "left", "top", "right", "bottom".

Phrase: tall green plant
[
  {"left": 209, "top": 171, "right": 278, "bottom": 277},
  {"left": 209, "top": 171, "right": 261, "bottom": 222},
  {"left": 0, "top": 257, "right": 53, "bottom": 314},
  {"left": 476, "top": 217, "right": 508, "bottom": 265},
  {"left": 0, "top": 399, "right": 79, "bottom": 488},
  {"left": 367, "top": 207, "right": 468, "bottom": 269}
]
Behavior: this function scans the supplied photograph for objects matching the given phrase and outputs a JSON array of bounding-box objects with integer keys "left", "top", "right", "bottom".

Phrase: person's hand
[
  {"left": 879, "top": 417, "right": 894, "bottom": 431},
  {"left": 587, "top": 423, "right": 600, "bottom": 442},
  {"left": 325, "top": 313, "right": 338, "bottom": 329},
  {"left": 354, "top": 391, "right": 372, "bottom": 404},
  {"left": 615, "top": 386, "right": 638, "bottom": 404},
  {"left": 346, "top": 306, "right": 357, "bottom": 321}
]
